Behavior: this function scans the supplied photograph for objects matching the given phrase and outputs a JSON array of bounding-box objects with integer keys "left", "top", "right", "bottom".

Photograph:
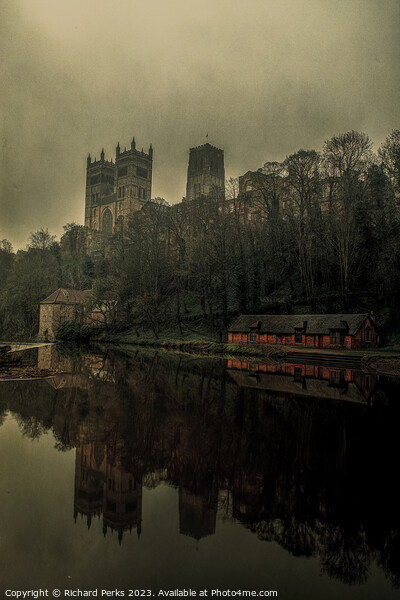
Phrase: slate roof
[
  {"left": 40, "top": 288, "right": 92, "bottom": 305},
  {"left": 228, "top": 314, "right": 370, "bottom": 336}
]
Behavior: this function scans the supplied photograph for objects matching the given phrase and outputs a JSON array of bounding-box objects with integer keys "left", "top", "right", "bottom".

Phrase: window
[
  {"left": 137, "top": 166, "right": 148, "bottom": 179},
  {"left": 102, "top": 208, "right": 113, "bottom": 235},
  {"left": 294, "top": 367, "right": 302, "bottom": 380},
  {"left": 139, "top": 187, "right": 147, "bottom": 200},
  {"left": 295, "top": 330, "right": 302, "bottom": 343},
  {"left": 118, "top": 166, "right": 128, "bottom": 177},
  {"left": 91, "top": 174, "right": 100, "bottom": 185},
  {"left": 330, "top": 330, "right": 344, "bottom": 345},
  {"left": 365, "top": 327, "right": 371, "bottom": 342},
  {"left": 329, "top": 370, "right": 345, "bottom": 387},
  {"left": 250, "top": 332, "right": 257, "bottom": 342}
]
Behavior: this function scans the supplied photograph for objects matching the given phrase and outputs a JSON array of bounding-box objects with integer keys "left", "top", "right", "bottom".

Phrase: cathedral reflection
[{"left": 74, "top": 434, "right": 142, "bottom": 543}]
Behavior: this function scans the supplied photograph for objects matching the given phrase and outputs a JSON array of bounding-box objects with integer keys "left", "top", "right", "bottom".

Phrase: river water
[{"left": 0, "top": 345, "right": 399, "bottom": 598}]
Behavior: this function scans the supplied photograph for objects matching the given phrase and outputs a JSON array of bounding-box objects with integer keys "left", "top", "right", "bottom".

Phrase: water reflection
[
  {"left": 227, "top": 359, "right": 377, "bottom": 404},
  {"left": 1, "top": 344, "right": 400, "bottom": 591}
]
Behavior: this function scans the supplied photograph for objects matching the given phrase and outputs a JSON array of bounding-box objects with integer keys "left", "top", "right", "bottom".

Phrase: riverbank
[{"left": 103, "top": 329, "right": 400, "bottom": 376}]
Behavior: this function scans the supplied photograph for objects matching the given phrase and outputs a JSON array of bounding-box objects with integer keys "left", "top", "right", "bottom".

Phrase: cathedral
[
  {"left": 85, "top": 137, "right": 153, "bottom": 233},
  {"left": 84, "top": 138, "right": 226, "bottom": 235}
]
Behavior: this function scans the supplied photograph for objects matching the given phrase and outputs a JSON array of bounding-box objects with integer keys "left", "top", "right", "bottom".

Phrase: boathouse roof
[{"left": 228, "top": 314, "right": 371, "bottom": 336}]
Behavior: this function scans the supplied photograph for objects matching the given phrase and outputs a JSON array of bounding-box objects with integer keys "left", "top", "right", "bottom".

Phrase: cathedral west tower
[{"left": 85, "top": 137, "right": 153, "bottom": 234}]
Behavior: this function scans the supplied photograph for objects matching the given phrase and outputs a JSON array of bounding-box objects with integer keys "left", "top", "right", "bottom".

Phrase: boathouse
[
  {"left": 38, "top": 288, "right": 92, "bottom": 341},
  {"left": 227, "top": 313, "right": 378, "bottom": 349}
]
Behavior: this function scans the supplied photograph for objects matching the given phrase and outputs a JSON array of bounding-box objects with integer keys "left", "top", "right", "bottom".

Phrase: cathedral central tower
[{"left": 186, "top": 143, "right": 225, "bottom": 201}]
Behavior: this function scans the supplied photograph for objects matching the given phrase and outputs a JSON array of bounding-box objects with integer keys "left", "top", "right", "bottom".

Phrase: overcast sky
[{"left": 1, "top": 0, "right": 399, "bottom": 250}]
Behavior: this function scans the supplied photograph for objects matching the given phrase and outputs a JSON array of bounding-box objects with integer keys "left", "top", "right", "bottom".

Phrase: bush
[{"left": 55, "top": 320, "right": 100, "bottom": 343}]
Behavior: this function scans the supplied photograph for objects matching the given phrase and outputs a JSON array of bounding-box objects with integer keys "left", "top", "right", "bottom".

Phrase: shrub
[{"left": 55, "top": 320, "right": 100, "bottom": 343}]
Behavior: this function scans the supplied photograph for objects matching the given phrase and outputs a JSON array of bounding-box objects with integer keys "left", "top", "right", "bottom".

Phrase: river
[{"left": 0, "top": 345, "right": 399, "bottom": 598}]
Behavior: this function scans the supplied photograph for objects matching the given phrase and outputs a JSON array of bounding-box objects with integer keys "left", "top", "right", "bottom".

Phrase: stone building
[
  {"left": 85, "top": 137, "right": 153, "bottom": 233},
  {"left": 38, "top": 288, "right": 92, "bottom": 341},
  {"left": 186, "top": 143, "right": 225, "bottom": 201}
]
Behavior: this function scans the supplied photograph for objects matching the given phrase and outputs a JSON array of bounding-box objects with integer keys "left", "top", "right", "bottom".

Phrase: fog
[{"left": 1, "top": 0, "right": 399, "bottom": 249}]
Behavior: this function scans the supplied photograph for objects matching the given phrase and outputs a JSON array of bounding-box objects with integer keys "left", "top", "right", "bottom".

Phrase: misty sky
[{"left": 1, "top": 0, "right": 399, "bottom": 250}]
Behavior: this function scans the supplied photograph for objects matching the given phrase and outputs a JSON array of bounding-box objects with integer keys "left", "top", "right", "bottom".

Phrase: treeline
[{"left": 1, "top": 129, "right": 400, "bottom": 341}]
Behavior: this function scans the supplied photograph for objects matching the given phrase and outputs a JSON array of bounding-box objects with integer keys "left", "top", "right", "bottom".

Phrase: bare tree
[
  {"left": 28, "top": 227, "right": 56, "bottom": 250},
  {"left": 378, "top": 129, "right": 400, "bottom": 195}
]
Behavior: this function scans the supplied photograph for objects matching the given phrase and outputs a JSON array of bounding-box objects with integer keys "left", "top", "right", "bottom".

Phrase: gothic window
[
  {"left": 365, "top": 327, "right": 371, "bottom": 342},
  {"left": 91, "top": 174, "right": 100, "bottom": 185},
  {"left": 102, "top": 208, "right": 113, "bottom": 235},
  {"left": 137, "top": 166, "right": 148, "bottom": 179}
]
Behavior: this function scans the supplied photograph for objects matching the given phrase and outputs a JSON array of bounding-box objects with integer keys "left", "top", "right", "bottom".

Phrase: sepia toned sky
[{"left": 0, "top": 0, "right": 399, "bottom": 250}]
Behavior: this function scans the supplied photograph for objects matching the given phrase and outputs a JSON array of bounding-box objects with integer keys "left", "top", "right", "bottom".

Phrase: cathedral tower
[
  {"left": 185, "top": 143, "right": 225, "bottom": 201},
  {"left": 85, "top": 137, "right": 153, "bottom": 234}
]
